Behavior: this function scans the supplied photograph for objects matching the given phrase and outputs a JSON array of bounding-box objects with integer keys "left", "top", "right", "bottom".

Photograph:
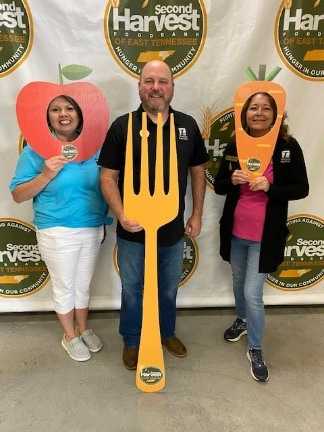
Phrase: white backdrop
[{"left": 0, "top": 0, "right": 323, "bottom": 312}]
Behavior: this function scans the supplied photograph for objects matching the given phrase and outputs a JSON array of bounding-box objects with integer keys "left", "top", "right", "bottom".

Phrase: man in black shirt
[{"left": 98, "top": 60, "right": 208, "bottom": 370}]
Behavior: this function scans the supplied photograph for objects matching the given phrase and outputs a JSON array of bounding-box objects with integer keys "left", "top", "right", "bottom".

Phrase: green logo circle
[
  {"left": 275, "top": 0, "right": 324, "bottom": 80},
  {"left": 202, "top": 108, "right": 235, "bottom": 188},
  {"left": 0, "top": 218, "right": 49, "bottom": 297},
  {"left": 0, "top": 0, "right": 33, "bottom": 77},
  {"left": 180, "top": 235, "right": 198, "bottom": 286},
  {"left": 61, "top": 143, "right": 78, "bottom": 160},
  {"left": 247, "top": 158, "right": 261, "bottom": 172},
  {"left": 104, "top": 0, "right": 207, "bottom": 78},
  {"left": 267, "top": 214, "right": 324, "bottom": 290},
  {"left": 18, "top": 134, "right": 26, "bottom": 153},
  {"left": 140, "top": 367, "right": 163, "bottom": 384}
]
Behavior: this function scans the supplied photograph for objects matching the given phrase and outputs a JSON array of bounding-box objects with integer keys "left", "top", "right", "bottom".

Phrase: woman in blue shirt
[{"left": 10, "top": 95, "right": 107, "bottom": 362}]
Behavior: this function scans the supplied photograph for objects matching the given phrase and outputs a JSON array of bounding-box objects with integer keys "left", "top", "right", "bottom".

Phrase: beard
[{"left": 139, "top": 90, "right": 173, "bottom": 115}]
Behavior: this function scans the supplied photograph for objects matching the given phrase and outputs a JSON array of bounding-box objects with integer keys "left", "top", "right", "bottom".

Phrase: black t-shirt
[{"left": 98, "top": 105, "right": 209, "bottom": 246}]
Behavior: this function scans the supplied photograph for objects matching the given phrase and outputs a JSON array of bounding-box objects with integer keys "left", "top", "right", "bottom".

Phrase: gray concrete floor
[{"left": 1, "top": 306, "right": 324, "bottom": 432}]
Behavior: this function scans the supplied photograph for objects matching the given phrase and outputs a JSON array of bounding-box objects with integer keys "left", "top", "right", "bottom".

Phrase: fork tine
[
  {"left": 140, "top": 112, "right": 150, "bottom": 195},
  {"left": 168, "top": 113, "right": 179, "bottom": 199},
  {"left": 124, "top": 113, "right": 134, "bottom": 201},
  {"left": 154, "top": 112, "right": 164, "bottom": 195}
]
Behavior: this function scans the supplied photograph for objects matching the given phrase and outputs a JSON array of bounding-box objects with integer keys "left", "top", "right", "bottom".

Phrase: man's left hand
[{"left": 185, "top": 215, "right": 201, "bottom": 238}]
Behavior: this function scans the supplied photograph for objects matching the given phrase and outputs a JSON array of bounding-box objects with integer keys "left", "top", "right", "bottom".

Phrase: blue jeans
[
  {"left": 230, "top": 236, "right": 267, "bottom": 350},
  {"left": 117, "top": 237, "right": 184, "bottom": 347}
]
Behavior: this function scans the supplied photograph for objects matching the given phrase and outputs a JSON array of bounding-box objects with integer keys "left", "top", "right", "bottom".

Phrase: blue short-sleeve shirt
[{"left": 10, "top": 146, "right": 108, "bottom": 229}]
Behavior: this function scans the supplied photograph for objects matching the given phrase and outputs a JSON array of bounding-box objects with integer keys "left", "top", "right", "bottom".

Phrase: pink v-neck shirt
[{"left": 232, "top": 163, "right": 273, "bottom": 241}]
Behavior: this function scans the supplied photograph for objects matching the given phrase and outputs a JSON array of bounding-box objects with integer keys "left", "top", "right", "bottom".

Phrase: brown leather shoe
[
  {"left": 122, "top": 346, "right": 139, "bottom": 370},
  {"left": 162, "top": 336, "right": 187, "bottom": 358}
]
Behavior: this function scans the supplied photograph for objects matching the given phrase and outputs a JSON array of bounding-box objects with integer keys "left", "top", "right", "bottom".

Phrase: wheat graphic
[
  {"left": 142, "top": 0, "right": 149, "bottom": 7},
  {"left": 314, "top": 0, "right": 321, "bottom": 7},
  {"left": 200, "top": 105, "right": 217, "bottom": 140}
]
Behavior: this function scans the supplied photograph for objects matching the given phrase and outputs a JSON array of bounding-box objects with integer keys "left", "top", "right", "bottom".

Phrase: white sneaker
[
  {"left": 61, "top": 335, "right": 91, "bottom": 361},
  {"left": 81, "top": 329, "right": 103, "bottom": 353}
]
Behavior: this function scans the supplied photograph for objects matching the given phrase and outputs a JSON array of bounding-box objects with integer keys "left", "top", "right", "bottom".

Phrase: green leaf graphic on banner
[{"left": 61, "top": 65, "right": 93, "bottom": 81}]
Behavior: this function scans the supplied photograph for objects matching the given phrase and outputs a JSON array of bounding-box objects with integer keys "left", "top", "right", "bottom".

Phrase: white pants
[{"left": 37, "top": 226, "right": 104, "bottom": 314}]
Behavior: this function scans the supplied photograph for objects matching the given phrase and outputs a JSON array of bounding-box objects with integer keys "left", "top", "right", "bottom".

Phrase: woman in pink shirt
[{"left": 214, "top": 93, "right": 309, "bottom": 382}]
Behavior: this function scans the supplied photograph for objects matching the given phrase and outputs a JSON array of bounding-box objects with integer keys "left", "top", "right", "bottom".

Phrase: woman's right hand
[
  {"left": 42, "top": 155, "right": 68, "bottom": 180},
  {"left": 12, "top": 155, "right": 68, "bottom": 203},
  {"left": 120, "top": 215, "right": 143, "bottom": 233},
  {"left": 231, "top": 170, "right": 249, "bottom": 185}
]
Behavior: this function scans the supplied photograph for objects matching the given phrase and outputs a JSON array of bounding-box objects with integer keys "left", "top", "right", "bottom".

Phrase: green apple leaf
[{"left": 61, "top": 64, "right": 92, "bottom": 81}]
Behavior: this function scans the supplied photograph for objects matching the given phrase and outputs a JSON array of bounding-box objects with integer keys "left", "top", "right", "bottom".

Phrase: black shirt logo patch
[
  {"left": 281, "top": 150, "right": 291, "bottom": 163},
  {"left": 178, "top": 128, "right": 188, "bottom": 141}
]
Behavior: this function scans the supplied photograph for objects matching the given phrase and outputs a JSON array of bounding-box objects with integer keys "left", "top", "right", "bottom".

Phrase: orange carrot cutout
[
  {"left": 123, "top": 112, "right": 179, "bottom": 393},
  {"left": 234, "top": 67, "right": 286, "bottom": 177}
]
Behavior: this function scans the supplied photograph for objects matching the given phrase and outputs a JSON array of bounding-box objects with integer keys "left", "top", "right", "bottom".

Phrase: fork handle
[{"left": 136, "top": 228, "right": 165, "bottom": 392}]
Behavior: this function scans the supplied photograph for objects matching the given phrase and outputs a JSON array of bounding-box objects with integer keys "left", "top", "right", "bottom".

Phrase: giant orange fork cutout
[
  {"left": 234, "top": 81, "right": 286, "bottom": 177},
  {"left": 123, "top": 111, "right": 179, "bottom": 393}
]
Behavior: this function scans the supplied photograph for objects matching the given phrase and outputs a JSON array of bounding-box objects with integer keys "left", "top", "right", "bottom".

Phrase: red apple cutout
[{"left": 16, "top": 81, "right": 109, "bottom": 161}]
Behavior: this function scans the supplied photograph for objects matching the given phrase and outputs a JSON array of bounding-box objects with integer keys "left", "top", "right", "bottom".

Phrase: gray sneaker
[
  {"left": 61, "top": 335, "right": 91, "bottom": 361},
  {"left": 81, "top": 329, "right": 103, "bottom": 353}
]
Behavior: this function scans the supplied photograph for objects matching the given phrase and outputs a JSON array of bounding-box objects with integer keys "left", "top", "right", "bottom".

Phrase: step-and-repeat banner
[{"left": 0, "top": 0, "right": 323, "bottom": 312}]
